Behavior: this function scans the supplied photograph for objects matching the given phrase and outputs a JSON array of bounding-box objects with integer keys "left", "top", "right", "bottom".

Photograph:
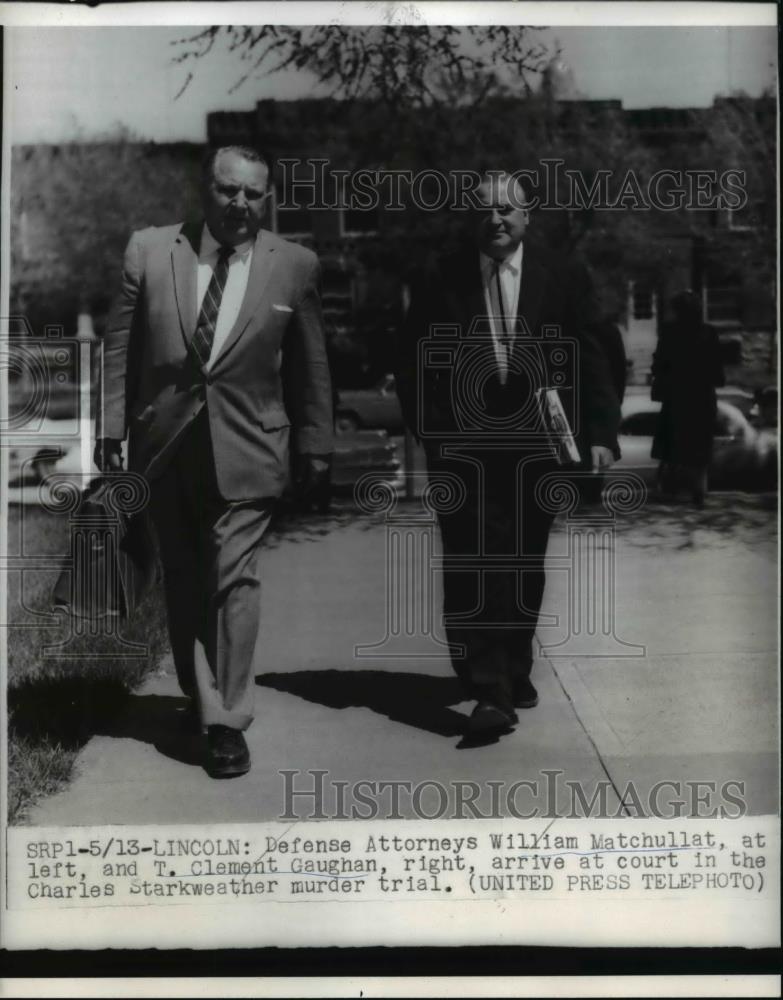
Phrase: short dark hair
[{"left": 202, "top": 145, "right": 269, "bottom": 182}]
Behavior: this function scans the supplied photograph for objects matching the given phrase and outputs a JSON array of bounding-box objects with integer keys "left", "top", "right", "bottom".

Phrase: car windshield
[{"left": 715, "top": 409, "right": 744, "bottom": 437}]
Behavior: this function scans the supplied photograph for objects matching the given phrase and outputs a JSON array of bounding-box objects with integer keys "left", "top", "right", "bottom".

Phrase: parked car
[
  {"left": 6, "top": 423, "right": 402, "bottom": 503},
  {"left": 749, "top": 385, "right": 778, "bottom": 429},
  {"left": 6, "top": 416, "right": 87, "bottom": 489},
  {"left": 8, "top": 374, "right": 95, "bottom": 423},
  {"left": 335, "top": 374, "right": 404, "bottom": 434},
  {"left": 716, "top": 385, "right": 757, "bottom": 418},
  {"left": 602, "top": 397, "right": 777, "bottom": 492},
  {"left": 627, "top": 383, "right": 756, "bottom": 417}
]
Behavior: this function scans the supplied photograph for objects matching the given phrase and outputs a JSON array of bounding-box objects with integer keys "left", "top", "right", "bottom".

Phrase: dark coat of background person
[{"left": 651, "top": 302, "right": 726, "bottom": 469}]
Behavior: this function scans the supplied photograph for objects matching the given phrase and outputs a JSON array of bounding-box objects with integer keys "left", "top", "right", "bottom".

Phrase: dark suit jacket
[
  {"left": 395, "top": 243, "right": 620, "bottom": 459},
  {"left": 99, "top": 222, "right": 334, "bottom": 500},
  {"left": 651, "top": 320, "right": 725, "bottom": 467}
]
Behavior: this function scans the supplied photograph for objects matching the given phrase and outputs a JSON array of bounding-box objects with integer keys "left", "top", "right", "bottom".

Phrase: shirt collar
[
  {"left": 480, "top": 241, "right": 524, "bottom": 278},
  {"left": 200, "top": 223, "right": 254, "bottom": 261}
]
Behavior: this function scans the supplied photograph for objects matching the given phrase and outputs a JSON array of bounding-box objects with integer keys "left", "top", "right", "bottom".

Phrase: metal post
[
  {"left": 403, "top": 427, "right": 416, "bottom": 501},
  {"left": 79, "top": 339, "right": 91, "bottom": 480}
]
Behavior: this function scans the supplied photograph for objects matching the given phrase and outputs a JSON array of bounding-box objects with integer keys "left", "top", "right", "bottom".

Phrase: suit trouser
[
  {"left": 148, "top": 410, "right": 273, "bottom": 729},
  {"left": 427, "top": 445, "right": 556, "bottom": 699}
]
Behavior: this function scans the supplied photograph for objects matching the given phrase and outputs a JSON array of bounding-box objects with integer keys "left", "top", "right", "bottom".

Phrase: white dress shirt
[
  {"left": 197, "top": 224, "right": 254, "bottom": 368},
  {"left": 480, "top": 241, "right": 524, "bottom": 375}
]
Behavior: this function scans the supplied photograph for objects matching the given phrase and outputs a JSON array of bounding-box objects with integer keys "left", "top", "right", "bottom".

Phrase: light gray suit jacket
[{"left": 100, "top": 222, "right": 334, "bottom": 500}]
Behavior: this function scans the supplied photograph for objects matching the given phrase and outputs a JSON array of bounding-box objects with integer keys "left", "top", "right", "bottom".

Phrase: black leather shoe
[
  {"left": 512, "top": 676, "right": 539, "bottom": 709},
  {"left": 467, "top": 700, "right": 519, "bottom": 738},
  {"left": 205, "top": 725, "right": 250, "bottom": 778}
]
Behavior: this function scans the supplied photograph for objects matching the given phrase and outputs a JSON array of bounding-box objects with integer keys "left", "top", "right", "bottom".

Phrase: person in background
[
  {"left": 651, "top": 289, "right": 725, "bottom": 507},
  {"left": 750, "top": 385, "right": 778, "bottom": 430},
  {"left": 600, "top": 315, "right": 628, "bottom": 406}
]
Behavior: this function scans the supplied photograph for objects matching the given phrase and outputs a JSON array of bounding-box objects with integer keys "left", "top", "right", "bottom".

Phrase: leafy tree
[
  {"left": 694, "top": 94, "right": 776, "bottom": 313},
  {"left": 172, "top": 25, "right": 662, "bottom": 322},
  {"left": 11, "top": 135, "right": 203, "bottom": 335}
]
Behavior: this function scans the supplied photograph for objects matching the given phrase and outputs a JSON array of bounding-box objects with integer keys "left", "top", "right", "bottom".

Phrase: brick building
[
  {"left": 8, "top": 86, "right": 775, "bottom": 392},
  {"left": 207, "top": 89, "right": 776, "bottom": 387}
]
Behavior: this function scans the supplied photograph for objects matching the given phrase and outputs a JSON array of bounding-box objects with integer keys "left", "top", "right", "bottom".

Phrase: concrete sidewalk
[{"left": 27, "top": 496, "right": 778, "bottom": 825}]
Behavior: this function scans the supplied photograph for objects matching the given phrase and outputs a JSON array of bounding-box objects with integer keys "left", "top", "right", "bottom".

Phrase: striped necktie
[{"left": 190, "top": 245, "right": 234, "bottom": 369}]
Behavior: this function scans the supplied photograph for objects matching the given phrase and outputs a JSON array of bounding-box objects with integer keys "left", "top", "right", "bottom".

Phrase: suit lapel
[
  {"left": 446, "top": 248, "right": 488, "bottom": 339},
  {"left": 513, "top": 249, "right": 546, "bottom": 339},
  {"left": 209, "top": 232, "right": 278, "bottom": 372},
  {"left": 170, "top": 222, "right": 201, "bottom": 349},
  {"left": 511, "top": 250, "right": 551, "bottom": 392}
]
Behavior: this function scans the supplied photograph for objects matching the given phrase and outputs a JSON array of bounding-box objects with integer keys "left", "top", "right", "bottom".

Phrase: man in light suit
[
  {"left": 96, "top": 145, "right": 334, "bottom": 777},
  {"left": 396, "top": 172, "right": 620, "bottom": 740}
]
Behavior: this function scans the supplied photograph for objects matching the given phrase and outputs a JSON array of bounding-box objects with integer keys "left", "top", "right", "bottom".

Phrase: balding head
[{"left": 474, "top": 171, "right": 531, "bottom": 260}]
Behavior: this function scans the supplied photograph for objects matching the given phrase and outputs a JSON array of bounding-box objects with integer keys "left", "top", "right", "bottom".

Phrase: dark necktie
[
  {"left": 488, "top": 261, "right": 511, "bottom": 382},
  {"left": 190, "top": 245, "right": 234, "bottom": 369}
]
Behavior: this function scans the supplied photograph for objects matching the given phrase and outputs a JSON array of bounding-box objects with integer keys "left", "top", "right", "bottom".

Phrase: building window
[
  {"left": 320, "top": 267, "right": 355, "bottom": 325},
  {"left": 271, "top": 184, "right": 313, "bottom": 236},
  {"left": 340, "top": 206, "right": 380, "bottom": 236},
  {"left": 632, "top": 285, "right": 654, "bottom": 320},
  {"left": 726, "top": 202, "right": 761, "bottom": 232},
  {"left": 703, "top": 286, "right": 742, "bottom": 323}
]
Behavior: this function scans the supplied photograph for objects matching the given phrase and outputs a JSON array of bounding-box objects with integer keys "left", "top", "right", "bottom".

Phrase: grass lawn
[
  {"left": 4, "top": 496, "right": 372, "bottom": 824},
  {"left": 5, "top": 504, "right": 169, "bottom": 824}
]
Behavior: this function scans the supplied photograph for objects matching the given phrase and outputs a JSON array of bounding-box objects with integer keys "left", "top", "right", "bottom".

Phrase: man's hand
[
  {"left": 590, "top": 445, "right": 615, "bottom": 474},
  {"left": 292, "top": 454, "right": 332, "bottom": 511},
  {"left": 94, "top": 438, "right": 124, "bottom": 472}
]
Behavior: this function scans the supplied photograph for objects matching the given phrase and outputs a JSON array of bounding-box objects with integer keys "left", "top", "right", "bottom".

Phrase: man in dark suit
[
  {"left": 96, "top": 146, "right": 333, "bottom": 777},
  {"left": 395, "top": 172, "right": 620, "bottom": 739}
]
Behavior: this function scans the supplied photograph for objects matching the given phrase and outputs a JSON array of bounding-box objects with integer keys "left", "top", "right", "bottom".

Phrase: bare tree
[{"left": 173, "top": 25, "right": 551, "bottom": 106}]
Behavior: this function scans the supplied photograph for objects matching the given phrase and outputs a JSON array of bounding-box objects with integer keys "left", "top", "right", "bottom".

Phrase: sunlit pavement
[{"left": 26, "top": 492, "right": 777, "bottom": 826}]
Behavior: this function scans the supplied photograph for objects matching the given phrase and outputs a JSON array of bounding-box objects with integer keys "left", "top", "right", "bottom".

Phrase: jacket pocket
[{"left": 260, "top": 407, "right": 291, "bottom": 431}]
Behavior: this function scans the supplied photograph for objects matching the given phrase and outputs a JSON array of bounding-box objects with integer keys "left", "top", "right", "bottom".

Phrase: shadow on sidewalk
[
  {"left": 92, "top": 693, "right": 203, "bottom": 767},
  {"left": 256, "top": 669, "right": 467, "bottom": 738},
  {"left": 264, "top": 503, "right": 383, "bottom": 550},
  {"left": 8, "top": 673, "right": 131, "bottom": 751},
  {"left": 10, "top": 672, "right": 202, "bottom": 767},
  {"left": 609, "top": 492, "right": 778, "bottom": 551}
]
